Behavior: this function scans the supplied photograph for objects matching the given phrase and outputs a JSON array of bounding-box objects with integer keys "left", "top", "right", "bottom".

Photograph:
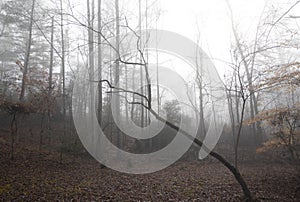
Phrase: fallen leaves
[{"left": 0, "top": 148, "right": 299, "bottom": 201}]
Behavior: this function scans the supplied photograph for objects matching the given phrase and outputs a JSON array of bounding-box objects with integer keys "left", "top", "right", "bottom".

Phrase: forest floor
[{"left": 0, "top": 145, "right": 299, "bottom": 202}]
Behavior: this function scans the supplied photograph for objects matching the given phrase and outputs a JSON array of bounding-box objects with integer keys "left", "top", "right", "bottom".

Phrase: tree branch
[{"left": 97, "top": 78, "right": 253, "bottom": 200}]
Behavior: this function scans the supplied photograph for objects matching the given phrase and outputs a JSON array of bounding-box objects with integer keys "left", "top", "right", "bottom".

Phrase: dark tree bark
[{"left": 98, "top": 79, "right": 253, "bottom": 201}]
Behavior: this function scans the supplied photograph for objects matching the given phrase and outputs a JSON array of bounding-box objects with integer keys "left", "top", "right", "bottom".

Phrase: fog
[{"left": 0, "top": 0, "right": 299, "bottom": 201}]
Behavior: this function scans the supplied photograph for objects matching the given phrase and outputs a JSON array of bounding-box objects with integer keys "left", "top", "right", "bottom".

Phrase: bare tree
[
  {"left": 138, "top": 0, "right": 145, "bottom": 132},
  {"left": 98, "top": 78, "right": 253, "bottom": 200},
  {"left": 19, "top": 0, "right": 36, "bottom": 101},
  {"left": 97, "top": 0, "right": 102, "bottom": 126},
  {"left": 195, "top": 35, "right": 206, "bottom": 140},
  {"left": 115, "top": 0, "right": 121, "bottom": 149},
  {"left": 59, "top": 0, "right": 66, "bottom": 163},
  {"left": 47, "top": 16, "right": 54, "bottom": 149}
]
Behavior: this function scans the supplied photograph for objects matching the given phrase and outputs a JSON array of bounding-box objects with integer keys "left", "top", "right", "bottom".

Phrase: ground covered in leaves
[{"left": 0, "top": 147, "right": 299, "bottom": 202}]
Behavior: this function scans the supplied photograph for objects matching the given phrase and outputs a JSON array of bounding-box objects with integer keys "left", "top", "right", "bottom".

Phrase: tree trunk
[
  {"left": 148, "top": 108, "right": 253, "bottom": 201},
  {"left": 10, "top": 112, "right": 17, "bottom": 160},
  {"left": 196, "top": 49, "right": 206, "bottom": 139},
  {"left": 226, "top": 87, "right": 236, "bottom": 145},
  {"left": 87, "top": 0, "right": 95, "bottom": 145},
  {"left": 19, "top": 0, "right": 36, "bottom": 101},
  {"left": 235, "top": 99, "right": 246, "bottom": 169},
  {"left": 47, "top": 16, "right": 54, "bottom": 151},
  {"left": 60, "top": 0, "right": 66, "bottom": 164},
  {"left": 115, "top": 0, "right": 121, "bottom": 149},
  {"left": 138, "top": 0, "right": 144, "bottom": 132},
  {"left": 97, "top": 0, "right": 102, "bottom": 126}
]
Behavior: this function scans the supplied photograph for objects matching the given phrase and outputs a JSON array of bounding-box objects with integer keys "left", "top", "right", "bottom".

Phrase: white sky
[
  {"left": 153, "top": 0, "right": 300, "bottom": 77},
  {"left": 66, "top": 0, "right": 300, "bottom": 79},
  {"left": 155, "top": 0, "right": 264, "bottom": 77}
]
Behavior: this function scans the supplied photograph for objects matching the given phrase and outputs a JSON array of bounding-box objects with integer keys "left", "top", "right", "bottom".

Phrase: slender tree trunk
[
  {"left": 10, "top": 112, "right": 17, "bottom": 160},
  {"left": 253, "top": 93, "right": 263, "bottom": 143},
  {"left": 60, "top": 0, "right": 66, "bottom": 164},
  {"left": 87, "top": 0, "right": 95, "bottom": 147},
  {"left": 47, "top": 16, "right": 54, "bottom": 152},
  {"left": 197, "top": 68, "right": 206, "bottom": 139},
  {"left": 156, "top": 40, "right": 160, "bottom": 115},
  {"left": 144, "top": 0, "right": 152, "bottom": 149},
  {"left": 234, "top": 73, "right": 240, "bottom": 127},
  {"left": 195, "top": 36, "right": 206, "bottom": 142},
  {"left": 227, "top": 1, "right": 260, "bottom": 144},
  {"left": 115, "top": 0, "right": 121, "bottom": 149},
  {"left": 124, "top": 64, "right": 128, "bottom": 147},
  {"left": 235, "top": 99, "right": 246, "bottom": 169},
  {"left": 130, "top": 66, "right": 136, "bottom": 121},
  {"left": 39, "top": 112, "right": 45, "bottom": 151},
  {"left": 20, "top": 0, "right": 36, "bottom": 101},
  {"left": 48, "top": 16, "right": 54, "bottom": 105},
  {"left": 138, "top": 0, "right": 144, "bottom": 132},
  {"left": 226, "top": 88, "right": 236, "bottom": 145},
  {"left": 97, "top": 0, "right": 105, "bottom": 168},
  {"left": 232, "top": 27, "right": 256, "bottom": 138},
  {"left": 97, "top": 0, "right": 102, "bottom": 126},
  {"left": 109, "top": 48, "right": 113, "bottom": 142}
]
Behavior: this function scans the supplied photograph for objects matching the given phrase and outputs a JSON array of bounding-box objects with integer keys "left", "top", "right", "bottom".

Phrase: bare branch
[{"left": 94, "top": 79, "right": 150, "bottom": 105}]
